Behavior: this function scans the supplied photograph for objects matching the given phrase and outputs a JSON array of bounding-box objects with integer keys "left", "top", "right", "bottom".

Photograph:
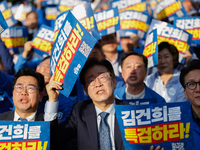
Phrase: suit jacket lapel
[{"left": 85, "top": 103, "right": 99, "bottom": 150}]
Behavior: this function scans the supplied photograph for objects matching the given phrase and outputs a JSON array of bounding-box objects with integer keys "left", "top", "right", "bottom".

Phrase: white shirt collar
[
  {"left": 14, "top": 111, "right": 37, "bottom": 121},
  {"left": 95, "top": 100, "right": 116, "bottom": 117}
]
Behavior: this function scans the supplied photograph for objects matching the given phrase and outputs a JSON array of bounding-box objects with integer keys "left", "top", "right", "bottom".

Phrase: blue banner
[
  {"left": 153, "top": 0, "right": 188, "bottom": 21},
  {"left": 51, "top": 10, "right": 97, "bottom": 97},
  {"left": 41, "top": 0, "right": 60, "bottom": 6},
  {"left": 94, "top": 7, "right": 120, "bottom": 36},
  {"left": 143, "top": 29, "right": 158, "bottom": 68},
  {"left": 147, "top": 19, "right": 192, "bottom": 64},
  {"left": 124, "top": 98, "right": 157, "bottom": 105},
  {"left": 45, "top": 6, "right": 58, "bottom": 21},
  {"left": 118, "top": 10, "right": 151, "bottom": 39},
  {"left": 32, "top": 25, "right": 54, "bottom": 57},
  {"left": 115, "top": 102, "right": 195, "bottom": 150},
  {"left": 173, "top": 16, "right": 200, "bottom": 47},
  {"left": 54, "top": 2, "right": 101, "bottom": 41},
  {"left": 110, "top": 0, "right": 147, "bottom": 13},
  {"left": 57, "top": 0, "right": 86, "bottom": 13},
  {"left": 0, "top": 121, "right": 50, "bottom": 150},
  {"left": 0, "top": 11, "right": 8, "bottom": 34},
  {"left": 0, "top": 0, "right": 17, "bottom": 27},
  {"left": 1, "top": 26, "right": 28, "bottom": 54}
]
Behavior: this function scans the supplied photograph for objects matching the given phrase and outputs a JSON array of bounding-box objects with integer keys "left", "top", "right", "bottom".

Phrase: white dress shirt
[{"left": 14, "top": 111, "right": 37, "bottom": 121}]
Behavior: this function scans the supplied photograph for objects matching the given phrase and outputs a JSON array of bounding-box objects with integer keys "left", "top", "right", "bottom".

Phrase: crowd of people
[{"left": 0, "top": 0, "right": 200, "bottom": 149}]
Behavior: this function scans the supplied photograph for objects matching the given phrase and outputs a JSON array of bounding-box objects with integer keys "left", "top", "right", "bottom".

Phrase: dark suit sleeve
[{"left": 50, "top": 103, "right": 78, "bottom": 150}]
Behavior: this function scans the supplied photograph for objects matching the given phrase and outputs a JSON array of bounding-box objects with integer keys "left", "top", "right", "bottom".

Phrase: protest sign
[
  {"left": 147, "top": 19, "right": 192, "bottom": 64},
  {"left": 110, "top": 0, "right": 147, "bottom": 13},
  {"left": 51, "top": 10, "right": 97, "bottom": 97},
  {"left": 1, "top": 26, "right": 28, "bottom": 54},
  {"left": 0, "top": 0, "right": 17, "bottom": 27},
  {"left": 32, "top": 25, "right": 54, "bottom": 57},
  {"left": 118, "top": 10, "right": 151, "bottom": 39},
  {"left": 153, "top": 0, "right": 187, "bottom": 21},
  {"left": 123, "top": 98, "right": 157, "bottom": 105},
  {"left": 0, "top": 11, "right": 8, "bottom": 34},
  {"left": 54, "top": 2, "right": 100, "bottom": 41},
  {"left": 143, "top": 29, "right": 158, "bottom": 68},
  {"left": 148, "top": 0, "right": 161, "bottom": 11},
  {"left": 57, "top": 0, "right": 86, "bottom": 13},
  {"left": 115, "top": 102, "right": 195, "bottom": 150},
  {"left": 0, "top": 121, "right": 50, "bottom": 150},
  {"left": 174, "top": 16, "right": 200, "bottom": 47},
  {"left": 41, "top": 0, "right": 60, "bottom": 6},
  {"left": 94, "top": 7, "right": 120, "bottom": 36},
  {"left": 11, "top": 4, "right": 34, "bottom": 26},
  {"left": 45, "top": 6, "right": 58, "bottom": 21}
]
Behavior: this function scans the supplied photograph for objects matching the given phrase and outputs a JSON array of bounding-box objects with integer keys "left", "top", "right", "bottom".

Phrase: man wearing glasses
[
  {"left": 0, "top": 68, "right": 45, "bottom": 121},
  {"left": 180, "top": 59, "right": 200, "bottom": 150},
  {"left": 45, "top": 57, "right": 127, "bottom": 150},
  {"left": 45, "top": 57, "right": 164, "bottom": 150},
  {"left": 115, "top": 51, "right": 165, "bottom": 104}
]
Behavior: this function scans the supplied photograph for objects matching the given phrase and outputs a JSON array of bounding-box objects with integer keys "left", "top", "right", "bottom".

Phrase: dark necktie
[
  {"left": 18, "top": 118, "right": 28, "bottom": 122},
  {"left": 99, "top": 112, "right": 112, "bottom": 150}
]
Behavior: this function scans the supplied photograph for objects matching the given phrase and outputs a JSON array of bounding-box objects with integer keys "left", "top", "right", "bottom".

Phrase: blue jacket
[
  {"left": 0, "top": 40, "right": 15, "bottom": 75},
  {"left": 193, "top": 117, "right": 200, "bottom": 150},
  {"left": 14, "top": 53, "right": 42, "bottom": 72},
  {"left": 0, "top": 71, "right": 14, "bottom": 113},
  {"left": 145, "top": 69, "right": 188, "bottom": 103},
  {"left": 114, "top": 84, "right": 165, "bottom": 103}
]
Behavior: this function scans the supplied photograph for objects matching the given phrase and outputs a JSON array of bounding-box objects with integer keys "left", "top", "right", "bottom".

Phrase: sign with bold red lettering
[
  {"left": 115, "top": 102, "right": 195, "bottom": 149},
  {"left": 51, "top": 10, "right": 97, "bottom": 97}
]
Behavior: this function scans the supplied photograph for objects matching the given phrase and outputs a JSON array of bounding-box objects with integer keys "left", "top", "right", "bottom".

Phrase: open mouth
[
  {"left": 96, "top": 90, "right": 105, "bottom": 94},
  {"left": 20, "top": 98, "right": 28, "bottom": 103}
]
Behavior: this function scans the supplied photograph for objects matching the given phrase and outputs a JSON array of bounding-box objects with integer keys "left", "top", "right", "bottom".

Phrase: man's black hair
[
  {"left": 79, "top": 57, "right": 115, "bottom": 86},
  {"left": 121, "top": 51, "right": 148, "bottom": 69},
  {"left": 180, "top": 59, "right": 200, "bottom": 89},
  {"left": 12, "top": 68, "right": 45, "bottom": 93}
]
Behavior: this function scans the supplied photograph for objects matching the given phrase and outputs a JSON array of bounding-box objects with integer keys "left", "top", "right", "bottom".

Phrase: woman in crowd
[{"left": 145, "top": 42, "right": 188, "bottom": 103}]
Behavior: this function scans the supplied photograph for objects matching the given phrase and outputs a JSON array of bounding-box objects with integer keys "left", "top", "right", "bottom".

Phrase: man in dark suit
[
  {"left": 0, "top": 68, "right": 45, "bottom": 121},
  {"left": 45, "top": 58, "right": 163, "bottom": 150},
  {"left": 45, "top": 58, "right": 126, "bottom": 150}
]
